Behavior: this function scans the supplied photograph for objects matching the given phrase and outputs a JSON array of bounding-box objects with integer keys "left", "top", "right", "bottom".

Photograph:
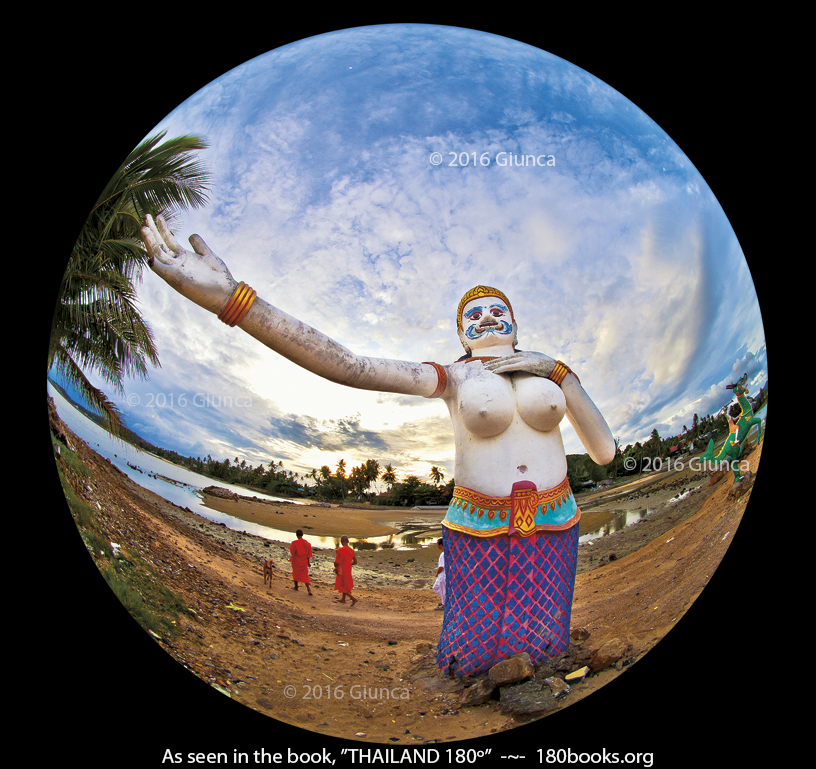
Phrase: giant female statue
[{"left": 141, "top": 214, "right": 615, "bottom": 676}]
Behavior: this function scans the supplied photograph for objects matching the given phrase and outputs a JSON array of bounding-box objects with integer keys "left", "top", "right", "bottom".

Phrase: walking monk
[
  {"left": 289, "top": 529, "right": 313, "bottom": 596},
  {"left": 334, "top": 535, "right": 358, "bottom": 605}
]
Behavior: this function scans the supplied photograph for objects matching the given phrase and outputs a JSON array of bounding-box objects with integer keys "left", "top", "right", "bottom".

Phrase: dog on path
[{"left": 263, "top": 558, "right": 274, "bottom": 586}]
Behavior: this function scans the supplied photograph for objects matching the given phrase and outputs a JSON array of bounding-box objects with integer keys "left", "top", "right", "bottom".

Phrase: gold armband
[
  {"left": 549, "top": 360, "right": 579, "bottom": 386},
  {"left": 423, "top": 362, "right": 448, "bottom": 398},
  {"left": 218, "top": 282, "right": 257, "bottom": 327}
]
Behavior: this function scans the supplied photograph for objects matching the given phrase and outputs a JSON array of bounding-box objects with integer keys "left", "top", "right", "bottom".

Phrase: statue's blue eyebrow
[{"left": 464, "top": 302, "right": 509, "bottom": 319}]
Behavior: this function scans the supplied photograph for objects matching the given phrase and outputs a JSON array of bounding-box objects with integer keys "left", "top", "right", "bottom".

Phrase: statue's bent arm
[
  {"left": 562, "top": 374, "right": 616, "bottom": 465},
  {"left": 483, "top": 349, "right": 615, "bottom": 465}
]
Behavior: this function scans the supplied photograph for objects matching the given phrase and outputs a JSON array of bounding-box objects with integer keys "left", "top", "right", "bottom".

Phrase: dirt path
[{"left": 50, "top": 412, "right": 764, "bottom": 753}]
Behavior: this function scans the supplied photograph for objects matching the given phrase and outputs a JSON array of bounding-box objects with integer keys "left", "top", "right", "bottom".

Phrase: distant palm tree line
[
  {"left": 123, "top": 439, "right": 454, "bottom": 505},
  {"left": 136, "top": 380, "right": 767, "bottom": 500},
  {"left": 308, "top": 459, "right": 452, "bottom": 505}
]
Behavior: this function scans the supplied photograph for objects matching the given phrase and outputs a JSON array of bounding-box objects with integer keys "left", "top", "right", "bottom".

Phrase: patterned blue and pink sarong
[{"left": 437, "top": 478, "right": 580, "bottom": 676}]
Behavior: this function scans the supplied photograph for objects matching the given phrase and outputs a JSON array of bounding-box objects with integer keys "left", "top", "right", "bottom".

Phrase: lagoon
[
  {"left": 49, "top": 384, "right": 445, "bottom": 550},
  {"left": 50, "top": 383, "right": 767, "bottom": 551}
]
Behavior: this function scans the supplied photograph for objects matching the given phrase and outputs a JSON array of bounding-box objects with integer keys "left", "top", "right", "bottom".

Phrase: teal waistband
[{"left": 442, "top": 480, "right": 580, "bottom": 537}]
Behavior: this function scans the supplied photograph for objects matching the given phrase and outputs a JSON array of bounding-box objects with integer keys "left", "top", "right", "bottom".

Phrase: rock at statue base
[
  {"left": 499, "top": 679, "right": 556, "bottom": 716},
  {"left": 589, "top": 637, "right": 630, "bottom": 673},
  {"left": 488, "top": 653, "right": 535, "bottom": 686},
  {"left": 459, "top": 678, "right": 496, "bottom": 706}
]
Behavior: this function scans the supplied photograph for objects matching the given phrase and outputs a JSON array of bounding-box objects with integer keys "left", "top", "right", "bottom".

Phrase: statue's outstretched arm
[
  {"left": 483, "top": 351, "right": 615, "bottom": 465},
  {"left": 141, "top": 215, "right": 441, "bottom": 397}
]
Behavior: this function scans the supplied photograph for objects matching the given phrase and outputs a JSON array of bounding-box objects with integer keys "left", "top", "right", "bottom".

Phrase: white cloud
[{"left": 113, "top": 27, "right": 765, "bottom": 477}]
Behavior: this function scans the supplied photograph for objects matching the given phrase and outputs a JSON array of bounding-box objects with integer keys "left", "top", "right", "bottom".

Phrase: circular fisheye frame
[{"left": 49, "top": 23, "right": 765, "bottom": 759}]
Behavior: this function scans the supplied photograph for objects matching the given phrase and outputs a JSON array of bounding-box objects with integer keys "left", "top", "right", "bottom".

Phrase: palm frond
[
  {"left": 50, "top": 131, "right": 209, "bottom": 428},
  {"left": 50, "top": 345, "right": 126, "bottom": 435}
]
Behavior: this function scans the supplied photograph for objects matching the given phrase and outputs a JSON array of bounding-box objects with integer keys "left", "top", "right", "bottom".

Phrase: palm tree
[
  {"left": 348, "top": 465, "right": 367, "bottom": 498},
  {"left": 381, "top": 464, "right": 397, "bottom": 491},
  {"left": 429, "top": 466, "right": 444, "bottom": 485},
  {"left": 363, "top": 459, "right": 380, "bottom": 488},
  {"left": 612, "top": 437, "right": 621, "bottom": 479},
  {"left": 634, "top": 443, "right": 648, "bottom": 475},
  {"left": 48, "top": 131, "right": 210, "bottom": 435},
  {"left": 335, "top": 459, "right": 348, "bottom": 499}
]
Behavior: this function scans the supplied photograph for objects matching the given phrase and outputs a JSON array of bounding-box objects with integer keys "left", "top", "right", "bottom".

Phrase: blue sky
[{"left": 56, "top": 24, "right": 766, "bottom": 487}]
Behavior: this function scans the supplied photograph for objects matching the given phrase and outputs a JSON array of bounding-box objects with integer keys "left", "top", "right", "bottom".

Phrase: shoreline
[
  {"left": 135, "top": 461, "right": 722, "bottom": 590},
  {"left": 53, "top": 404, "right": 760, "bottom": 743}
]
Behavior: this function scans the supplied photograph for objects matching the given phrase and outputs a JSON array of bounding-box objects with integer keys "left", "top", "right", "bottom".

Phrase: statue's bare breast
[{"left": 452, "top": 365, "right": 566, "bottom": 439}]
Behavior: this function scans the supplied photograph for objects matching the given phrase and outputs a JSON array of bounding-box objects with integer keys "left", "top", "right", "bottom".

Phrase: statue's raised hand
[
  {"left": 141, "top": 214, "right": 237, "bottom": 315},
  {"left": 482, "top": 350, "right": 557, "bottom": 378}
]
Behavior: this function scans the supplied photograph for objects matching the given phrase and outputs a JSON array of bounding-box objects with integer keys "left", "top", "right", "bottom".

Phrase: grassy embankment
[{"left": 53, "top": 433, "right": 189, "bottom": 639}]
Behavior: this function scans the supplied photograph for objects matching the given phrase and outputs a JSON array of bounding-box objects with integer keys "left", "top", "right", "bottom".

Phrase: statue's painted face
[{"left": 461, "top": 297, "right": 514, "bottom": 347}]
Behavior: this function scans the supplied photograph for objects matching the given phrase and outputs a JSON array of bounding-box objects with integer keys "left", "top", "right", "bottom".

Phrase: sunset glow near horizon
[{"left": 56, "top": 25, "right": 766, "bottom": 488}]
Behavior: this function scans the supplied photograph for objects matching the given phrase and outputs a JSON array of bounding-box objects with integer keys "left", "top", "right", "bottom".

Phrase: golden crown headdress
[{"left": 456, "top": 286, "right": 514, "bottom": 331}]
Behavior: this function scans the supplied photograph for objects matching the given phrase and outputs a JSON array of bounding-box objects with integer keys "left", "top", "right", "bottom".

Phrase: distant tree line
[
  {"left": 569, "top": 382, "right": 767, "bottom": 487},
  {"left": 112, "top": 428, "right": 454, "bottom": 505},
  {"left": 55, "top": 364, "right": 767, "bottom": 499}
]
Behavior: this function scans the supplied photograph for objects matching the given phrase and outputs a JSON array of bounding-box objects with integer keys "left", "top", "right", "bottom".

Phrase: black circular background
[{"left": 41, "top": 16, "right": 771, "bottom": 763}]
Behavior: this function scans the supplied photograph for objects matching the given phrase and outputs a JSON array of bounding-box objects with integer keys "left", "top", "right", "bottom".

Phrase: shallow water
[
  {"left": 51, "top": 382, "right": 727, "bottom": 551},
  {"left": 578, "top": 508, "right": 653, "bottom": 544},
  {"left": 50, "top": 384, "right": 450, "bottom": 551},
  {"left": 50, "top": 385, "right": 306, "bottom": 521}
]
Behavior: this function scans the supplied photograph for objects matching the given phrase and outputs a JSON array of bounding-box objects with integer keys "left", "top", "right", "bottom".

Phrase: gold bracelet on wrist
[
  {"left": 549, "top": 360, "right": 579, "bottom": 386},
  {"left": 218, "top": 282, "right": 256, "bottom": 327},
  {"left": 422, "top": 361, "right": 448, "bottom": 398}
]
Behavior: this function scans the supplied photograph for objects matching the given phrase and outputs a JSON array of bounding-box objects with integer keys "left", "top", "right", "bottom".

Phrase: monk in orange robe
[
  {"left": 333, "top": 535, "right": 358, "bottom": 605},
  {"left": 289, "top": 529, "right": 313, "bottom": 596}
]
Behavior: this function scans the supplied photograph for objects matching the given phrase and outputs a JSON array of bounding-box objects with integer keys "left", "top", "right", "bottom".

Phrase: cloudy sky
[{"left": 56, "top": 24, "right": 766, "bottom": 488}]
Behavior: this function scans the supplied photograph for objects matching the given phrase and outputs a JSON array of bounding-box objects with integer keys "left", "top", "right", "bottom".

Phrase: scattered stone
[
  {"left": 488, "top": 653, "right": 535, "bottom": 686},
  {"left": 570, "top": 627, "right": 590, "bottom": 642},
  {"left": 203, "top": 486, "right": 239, "bottom": 500},
  {"left": 565, "top": 666, "right": 590, "bottom": 684},
  {"left": 589, "top": 638, "right": 630, "bottom": 673},
  {"left": 728, "top": 471, "right": 754, "bottom": 500},
  {"left": 499, "top": 679, "right": 556, "bottom": 716},
  {"left": 459, "top": 677, "right": 496, "bottom": 706},
  {"left": 544, "top": 676, "right": 570, "bottom": 698},
  {"left": 415, "top": 642, "right": 432, "bottom": 653}
]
